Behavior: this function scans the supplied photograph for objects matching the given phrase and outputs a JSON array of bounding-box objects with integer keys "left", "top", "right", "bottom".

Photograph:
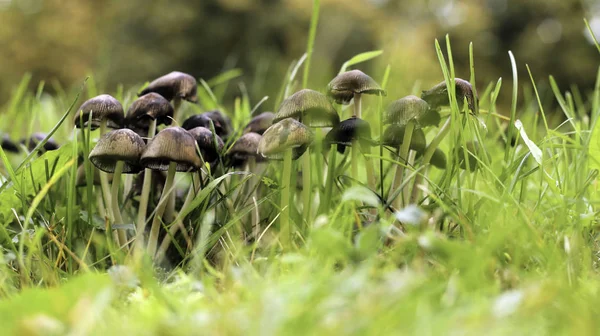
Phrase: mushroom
[
  {"left": 384, "top": 95, "right": 432, "bottom": 208},
  {"left": 182, "top": 110, "right": 232, "bottom": 141},
  {"left": 187, "top": 126, "right": 225, "bottom": 168},
  {"left": 458, "top": 141, "right": 490, "bottom": 171},
  {"left": 421, "top": 78, "right": 477, "bottom": 113},
  {"left": 1, "top": 134, "right": 20, "bottom": 153},
  {"left": 140, "top": 126, "right": 201, "bottom": 257},
  {"left": 126, "top": 93, "right": 175, "bottom": 235},
  {"left": 243, "top": 112, "right": 275, "bottom": 135},
  {"left": 74, "top": 94, "right": 124, "bottom": 131},
  {"left": 139, "top": 71, "right": 197, "bottom": 122},
  {"left": 21, "top": 133, "right": 60, "bottom": 153},
  {"left": 258, "top": 118, "right": 314, "bottom": 245},
  {"left": 89, "top": 128, "right": 145, "bottom": 248},
  {"left": 381, "top": 125, "right": 427, "bottom": 154},
  {"left": 125, "top": 92, "right": 174, "bottom": 138},
  {"left": 227, "top": 132, "right": 264, "bottom": 168},
  {"left": 416, "top": 148, "right": 447, "bottom": 169},
  {"left": 326, "top": 69, "right": 386, "bottom": 118}
]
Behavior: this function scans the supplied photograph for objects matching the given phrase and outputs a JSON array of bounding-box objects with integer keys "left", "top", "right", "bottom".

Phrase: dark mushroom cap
[
  {"left": 187, "top": 126, "right": 224, "bottom": 164},
  {"left": 416, "top": 148, "right": 447, "bottom": 169},
  {"left": 139, "top": 71, "right": 198, "bottom": 103},
  {"left": 1, "top": 134, "right": 20, "bottom": 153},
  {"left": 324, "top": 116, "right": 374, "bottom": 154},
  {"left": 227, "top": 132, "right": 265, "bottom": 167},
  {"left": 125, "top": 93, "right": 174, "bottom": 134},
  {"left": 421, "top": 78, "right": 477, "bottom": 113},
  {"left": 326, "top": 70, "right": 386, "bottom": 105},
  {"left": 89, "top": 129, "right": 146, "bottom": 174},
  {"left": 381, "top": 124, "right": 427, "bottom": 153},
  {"left": 258, "top": 118, "right": 314, "bottom": 160},
  {"left": 458, "top": 141, "right": 490, "bottom": 171},
  {"left": 74, "top": 94, "right": 124, "bottom": 130},
  {"left": 182, "top": 110, "right": 232, "bottom": 140},
  {"left": 140, "top": 126, "right": 201, "bottom": 172},
  {"left": 274, "top": 89, "right": 339, "bottom": 128},
  {"left": 244, "top": 112, "right": 275, "bottom": 135},
  {"left": 384, "top": 95, "right": 430, "bottom": 125},
  {"left": 21, "top": 133, "right": 60, "bottom": 152}
]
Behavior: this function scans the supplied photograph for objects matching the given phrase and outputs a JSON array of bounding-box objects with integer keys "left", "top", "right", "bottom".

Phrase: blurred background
[{"left": 0, "top": 0, "right": 599, "bottom": 113}]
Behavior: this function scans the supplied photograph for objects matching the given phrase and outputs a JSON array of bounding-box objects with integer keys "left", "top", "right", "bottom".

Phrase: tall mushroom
[
  {"left": 421, "top": 78, "right": 477, "bottom": 114},
  {"left": 258, "top": 118, "right": 314, "bottom": 245},
  {"left": 273, "top": 89, "right": 339, "bottom": 220},
  {"left": 139, "top": 71, "right": 197, "bottom": 122},
  {"left": 89, "top": 129, "right": 145, "bottom": 248},
  {"left": 243, "top": 112, "right": 275, "bottom": 135},
  {"left": 326, "top": 69, "right": 386, "bottom": 119},
  {"left": 140, "top": 126, "right": 201, "bottom": 257},
  {"left": 126, "top": 92, "right": 174, "bottom": 237}
]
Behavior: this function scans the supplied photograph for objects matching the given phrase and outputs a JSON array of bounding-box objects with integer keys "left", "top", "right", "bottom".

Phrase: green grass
[{"left": 0, "top": 13, "right": 600, "bottom": 336}]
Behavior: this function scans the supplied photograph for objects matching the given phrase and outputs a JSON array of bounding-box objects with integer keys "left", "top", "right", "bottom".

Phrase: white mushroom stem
[
  {"left": 321, "top": 147, "right": 337, "bottom": 213},
  {"left": 98, "top": 119, "right": 114, "bottom": 222},
  {"left": 135, "top": 118, "right": 157, "bottom": 251},
  {"left": 301, "top": 148, "right": 312, "bottom": 225},
  {"left": 147, "top": 161, "right": 177, "bottom": 258},
  {"left": 280, "top": 149, "right": 293, "bottom": 247},
  {"left": 173, "top": 98, "right": 182, "bottom": 124},
  {"left": 392, "top": 120, "right": 415, "bottom": 210},
  {"left": 351, "top": 141, "right": 359, "bottom": 183},
  {"left": 353, "top": 93, "right": 362, "bottom": 118},
  {"left": 111, "top": 160, "right": 128, "bottom": 249}
]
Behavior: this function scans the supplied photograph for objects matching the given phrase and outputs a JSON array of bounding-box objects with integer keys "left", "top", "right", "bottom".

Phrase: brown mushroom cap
[
  {"left": 74, "top": 94, "right": 124, "bottom": 130},
  {"left": 89, "top": 129, "right": 146, "bottom": 174},
  {"left": 187, "top": 126, "right": 224, "bottom": 163},
  {"left": 416, "top": 148, "right": 447, "bottom": 169},
  {"left": 324, "top": 116, "right": 374, "bottom": 154},
  {"left": 273, "top": 89, "right": 339, "bottom": 128},
  {"left": 326, "top": 70, "right": 386, "bottom": 105},
  {"left": 125, "top": 93, "right": 174, "bottom": 133},
  {"left": 227, "top": 132, "right": 265, "bottom": 167},
  {"left": 1, "top": 134, "right": 20, "bottom": 153},
  {"left": 139, "top": 71, "right": 198, "bottom": 103},
  {"left": 244, "top": 112, "right": 275, "bottom": 135},
  {"left": 258, "top": 118, "right": 314, "bottom": 160},
  {"left": 182, "top": 110, "right": 232, "bottom": 140},
  {"left": 382, "top": 125, "right": 427, "bottom": 153},
  {"left": 384, "top": 95, "right": 430, "bottom": 126},
  {"left": 140, "top": 126, "right": 201, "bottom": 172},
  {"left": 421, "top": 78, "right": 477, "bottom": 113}
]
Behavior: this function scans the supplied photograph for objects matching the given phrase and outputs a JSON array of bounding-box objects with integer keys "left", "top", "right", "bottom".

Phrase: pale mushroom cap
[
  {"left": 89, "top": 129, "right": 146, "bottom": 174},
  {"left": 244, "top": 112, "right": 275, "bottom": 135},
  {"left": 258, "top": 118, "right": 314, "bottom": 160},
  {"left": 327, "top": 70, "right": 386, "bottom": 105},
  {"left": 126, "top": 92, "right": 174, "bottom": 131},
  {"left": 421, "top": 78, "right": 477, "bottom": 113},
  {"left": 139, "top": 71, "right": 198, "bottom": 103},
  {"left": 384, "top": 95, "right": 430, "bottom": 125},
  {"left": 273, "top": 89, "right": 339, "bottom": 128},
  {"left": 140, "top": 126, "right": 201, "bottom": 172},
  {"left": 75, "top": 94, "right": 124, "bottom": 130}
]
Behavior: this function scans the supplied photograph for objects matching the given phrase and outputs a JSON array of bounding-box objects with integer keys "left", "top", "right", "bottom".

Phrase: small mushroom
[
  {"left": 384, "top": 95, "right": 430, "bottom": 126},
  {"left": 415, "top": 148, "right": 447, "bottom": 169},
  {"left": 182, "top": 110, "right": 232, "bottom": 140},
  {"left": 125, "top": 93, "right": 174, "bottom": 138},
  {"left": 326, "top": 70, "right": 386, "bottom": 105},
  {"left": 139, "top": 71, "right": 197, "bottom": 103},
  {"left": 257, "top": 118, "right": 315, "bottom": 160},
  {"left": 243, "top": 112, "right": 275, "bottom": 135},
  {"left": 458, "top": 141, "right": 490, "bottom": 171},
  {"left": 74, "top": 94, "right": 124, "bottom": 131},
  {"left": 421, "top": 78, "right": 477, "bottom": 113},
  {"left": 1, "top": 134, "right": 20, "bottom": 153},
  {"left": 273, "top": 89, "right": 339, "bottom": 128},
  {"left": 187, "top": 126, "right": 225, "bottom": 165},
  {"left": 21, "top": 133, "right": 60, "bottom": 153},
  {"left": 227, "top": 132, "right": 265, "bottom": 168},
  {"left": 324, "top": 116, "right": 374, "bottom": 154},
  {"left": 382, "top": 125, "right": 427, "bottom": 154}
]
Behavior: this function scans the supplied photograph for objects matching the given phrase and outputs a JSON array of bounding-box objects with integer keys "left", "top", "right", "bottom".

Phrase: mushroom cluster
[{"left": 75, "top": 66, "right": 478, "bottom": 262}]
